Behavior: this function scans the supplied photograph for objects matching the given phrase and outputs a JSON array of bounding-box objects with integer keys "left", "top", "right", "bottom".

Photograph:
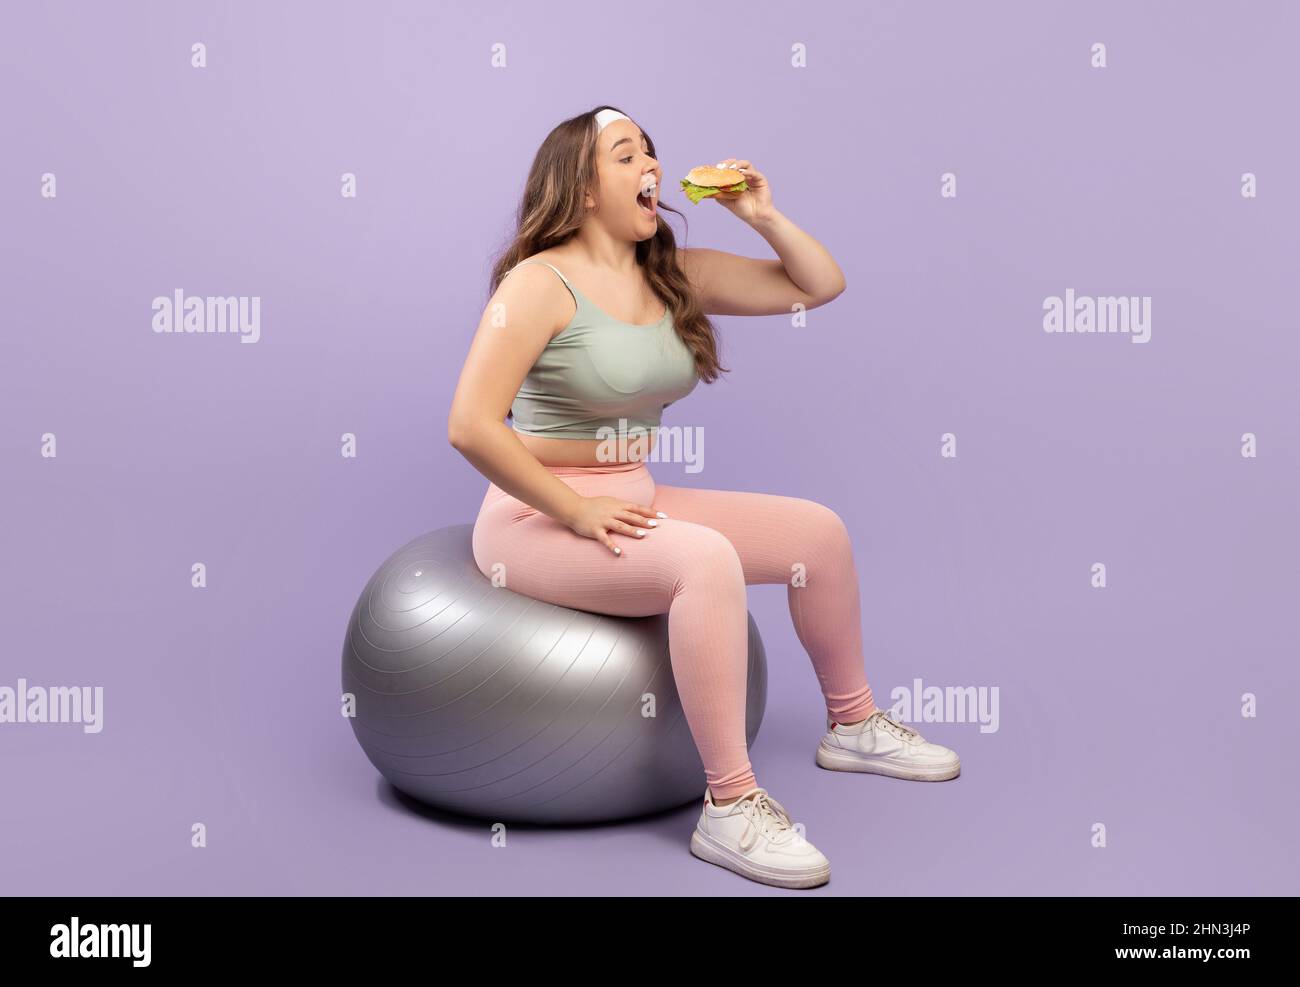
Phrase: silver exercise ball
[{"left": 342, "top": 524, "right": 768, "bottom": 825}]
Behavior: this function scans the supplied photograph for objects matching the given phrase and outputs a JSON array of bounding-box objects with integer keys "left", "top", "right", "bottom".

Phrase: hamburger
[{"left": 680, "top": 165, "right": 749, "bottom": 205}]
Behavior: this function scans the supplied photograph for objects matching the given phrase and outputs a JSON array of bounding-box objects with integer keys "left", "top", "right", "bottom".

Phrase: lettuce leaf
[{"left": 679, "top": 178, "right": 749, "bottom": 204}]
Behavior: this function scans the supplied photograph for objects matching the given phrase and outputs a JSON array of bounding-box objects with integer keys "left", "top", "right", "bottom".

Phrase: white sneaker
[
  {"left": 690, "top": 787, "right": 830, "bottom": 889},
  {"left": 815, "top": 708, "right": 961, "bottom": 780}
]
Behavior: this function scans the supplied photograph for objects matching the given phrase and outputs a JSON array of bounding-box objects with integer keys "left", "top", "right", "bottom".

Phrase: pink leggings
[{"left": 470, "top": 461, "right": 878, "bottom": 800}]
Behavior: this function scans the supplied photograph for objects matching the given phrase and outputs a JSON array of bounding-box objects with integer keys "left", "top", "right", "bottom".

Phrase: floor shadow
[{"left": 376, "top": 779, "right": 701, "bottom": 846}]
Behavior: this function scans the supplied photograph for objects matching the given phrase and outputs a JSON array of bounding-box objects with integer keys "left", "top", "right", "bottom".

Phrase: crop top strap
[
  {"left": 504, "top": 259, "right": 582, "bottom": 332},
  {"left": 505, "top": 259, "right": 574, "bottom": 290}
]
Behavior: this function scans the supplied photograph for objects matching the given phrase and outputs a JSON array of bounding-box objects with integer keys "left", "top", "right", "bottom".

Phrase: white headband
[{"left": 595, "top": 108, "right": 631, "bottom": 131}]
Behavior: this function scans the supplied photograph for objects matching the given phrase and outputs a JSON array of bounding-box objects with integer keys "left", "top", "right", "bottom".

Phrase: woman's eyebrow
[{"left": 609, "top": 132, "right": 649, "bottom": 152}]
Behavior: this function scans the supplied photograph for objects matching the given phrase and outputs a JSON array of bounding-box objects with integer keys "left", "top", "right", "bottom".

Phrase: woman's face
[{"left": 589, "top": 118, "right": 662, "bottom": 241}]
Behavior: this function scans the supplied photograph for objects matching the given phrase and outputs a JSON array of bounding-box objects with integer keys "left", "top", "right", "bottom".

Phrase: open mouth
[{"left": 637, "top": 176, "right": 658, "bottom": 216}]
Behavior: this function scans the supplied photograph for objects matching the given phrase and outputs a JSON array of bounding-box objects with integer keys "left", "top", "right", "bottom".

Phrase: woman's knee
[
  {"left": 793, "top": 499, "right": 851, "bottom": 555},
  {"left": 665, "top": 523, "right": 745, "bottom": 592}
]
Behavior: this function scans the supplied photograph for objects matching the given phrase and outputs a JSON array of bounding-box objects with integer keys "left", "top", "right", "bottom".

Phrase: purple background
[{"left": 2, "top": 0, "right": 1297, "bottom": 895}]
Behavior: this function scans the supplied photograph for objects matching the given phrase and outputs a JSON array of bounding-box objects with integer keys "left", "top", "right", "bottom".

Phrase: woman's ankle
[
  {"left": 712, "top": 789, "right": 759, "bottom": 807},
  {"left": 830, "top": 705, "right": 877, "bottom": 728}
]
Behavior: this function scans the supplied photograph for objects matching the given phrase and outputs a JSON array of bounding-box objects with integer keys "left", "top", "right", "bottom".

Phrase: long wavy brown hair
[{"left": 488, "top": 104, "right": 730, "bottom": 395}]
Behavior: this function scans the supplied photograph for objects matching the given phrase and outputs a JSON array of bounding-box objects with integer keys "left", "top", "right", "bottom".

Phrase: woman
[{"left": 447, "top": 105, "right": 960, "bottom": 890}]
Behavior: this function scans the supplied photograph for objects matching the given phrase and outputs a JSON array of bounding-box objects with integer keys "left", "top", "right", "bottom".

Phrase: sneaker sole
[
  {"left": 689, "top": 830, "right": 830, "bottom": 889},
  {"left": 815, "top": 740, "right": 961, "bottom": 780}
]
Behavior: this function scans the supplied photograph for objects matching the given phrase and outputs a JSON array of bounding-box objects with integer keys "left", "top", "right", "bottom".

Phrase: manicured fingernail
[
  {"left": 647, "top": 520, "right": 658, "bottom": 527},
  {"left": 613, "top": 546, "right": 621, "bottom": 554},
  {"left": 635, "top": 530, "right": 645, "bottom": 537},
  {"left": 656, "top": 512, "right": 668, "bottom": 518}
]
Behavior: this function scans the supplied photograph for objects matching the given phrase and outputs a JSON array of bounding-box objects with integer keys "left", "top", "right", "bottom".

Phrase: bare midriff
[{"left": 513, "top": 430, "right": 657, "bottom": 467}]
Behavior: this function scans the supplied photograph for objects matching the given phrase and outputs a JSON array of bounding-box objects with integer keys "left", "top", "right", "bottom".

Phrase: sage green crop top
[{"left": 504, "top": 259, "right": 700, "bottom": 440}]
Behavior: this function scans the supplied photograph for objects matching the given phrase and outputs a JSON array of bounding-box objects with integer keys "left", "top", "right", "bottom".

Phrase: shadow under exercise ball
[{"left": 342, "top": 524, "right": 768, "bottom": 824}]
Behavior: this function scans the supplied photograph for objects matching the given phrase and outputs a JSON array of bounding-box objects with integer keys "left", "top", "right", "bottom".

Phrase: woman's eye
[{"left": 620, "top": 155, "right": 634, "bottom": 164}]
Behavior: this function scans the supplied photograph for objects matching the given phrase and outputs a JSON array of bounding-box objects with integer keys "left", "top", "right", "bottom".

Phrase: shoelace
[
  {"left": 868, "top": 710, "right": 921, "bottom": 743},
  {"left": 737, "top": 790, "right": 798, "bottom": 852}
]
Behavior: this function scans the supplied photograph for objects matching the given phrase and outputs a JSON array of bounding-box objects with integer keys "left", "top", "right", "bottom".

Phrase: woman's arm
[
  {"left": 678, "top": 158, "right": 846, "bottom": 317},
  {"left": 446, "top": 265, "right": 586, "bottom": 525},
  {"left": 681, "top": 237, "right": 846, "bottom": 317}
]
